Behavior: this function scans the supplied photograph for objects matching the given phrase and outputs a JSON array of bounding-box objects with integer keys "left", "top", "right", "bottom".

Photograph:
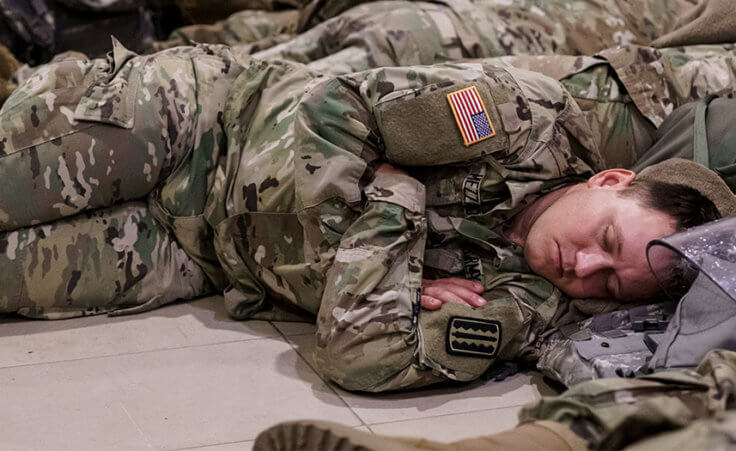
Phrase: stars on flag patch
[{"left": 446, "top": 86, "right": 496, "bottom": 147}]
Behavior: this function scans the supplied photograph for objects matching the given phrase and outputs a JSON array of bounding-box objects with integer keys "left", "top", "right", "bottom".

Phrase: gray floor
[{"left": 0, "top": 296, "right": 557, "bottom": 450}]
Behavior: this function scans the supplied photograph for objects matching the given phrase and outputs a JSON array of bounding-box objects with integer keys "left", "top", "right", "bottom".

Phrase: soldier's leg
[
  {"left": 0, "top": 40, "right": 244, "bottom": 232},
  {"left": 159, "top": 9, "right": 300, "bottom": 50},
  {"left": 254, "top": 419, "right": 586, "bottom": 451},
  {"left": 254, "top": 1, "right": 467, "bottom": 74},
  {"left": 0, "top": 201, "right": 212, "bottom": 319}
]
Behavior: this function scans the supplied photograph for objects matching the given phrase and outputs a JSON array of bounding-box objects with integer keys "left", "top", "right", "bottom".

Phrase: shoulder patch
[
  {"left": 446, "top": 316, "right": 501, "bottom": 358},
  {"left": 447, "top": 86, "right": 496, "bottom": 147}
]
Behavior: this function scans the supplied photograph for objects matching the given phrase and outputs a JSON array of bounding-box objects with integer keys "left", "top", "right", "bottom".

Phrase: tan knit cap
[{"left": 637, "top": 158, "right": 736, "bottom": 218}]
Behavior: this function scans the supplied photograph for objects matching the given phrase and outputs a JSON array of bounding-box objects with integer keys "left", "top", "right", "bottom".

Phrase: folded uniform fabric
[{"left": 651, "top": 0, "right": 736, "bottom": 48}]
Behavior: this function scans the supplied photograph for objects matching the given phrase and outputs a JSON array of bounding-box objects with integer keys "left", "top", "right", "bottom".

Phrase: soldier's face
[{"left": 524, "top": 170, "right": 677, "bottom": 301}]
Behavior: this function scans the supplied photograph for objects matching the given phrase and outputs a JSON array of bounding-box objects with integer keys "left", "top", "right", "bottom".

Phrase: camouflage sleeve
[{"left": 294, "top": 76, "right": 440, "bottom": 392}]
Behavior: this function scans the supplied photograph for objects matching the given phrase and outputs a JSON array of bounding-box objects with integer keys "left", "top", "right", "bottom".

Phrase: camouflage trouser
[
  {"left": 251, "top": 0, "right": 693, "bottom": 74},
  {"left": 520, "top": 349, "right": 736, "bottom": 450},
  {"left": 156, "top": 0, "right": 387, "bottom": 53},
  {"left": 255, "top": 1, "right": 470, "bottom": 75},
  {"left": 0, "top": 42, "right": 246, "bottom": 318},
  {"left": 152, "top": 9, "right": 302, "bottom": 53}
]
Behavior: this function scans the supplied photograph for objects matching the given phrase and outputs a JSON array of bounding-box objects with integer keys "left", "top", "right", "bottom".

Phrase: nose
[{"left": 574, "top": 249, "right": 613, "bottom": 278}]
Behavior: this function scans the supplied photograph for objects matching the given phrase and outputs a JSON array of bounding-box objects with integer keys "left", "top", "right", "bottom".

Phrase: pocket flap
[{"left": 73, "top": 42, "right": 139, "bottom": 129}]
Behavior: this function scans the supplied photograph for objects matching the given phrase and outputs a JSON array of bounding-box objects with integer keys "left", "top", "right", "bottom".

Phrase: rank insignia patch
[
  {"left": 446, "top": 316, "right": 501, "bottom": 358},
  {"left": 446, "top": 86, "right": 496, "bottom": 146}
]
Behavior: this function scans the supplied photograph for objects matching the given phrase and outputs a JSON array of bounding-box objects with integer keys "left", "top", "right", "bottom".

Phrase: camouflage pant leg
[
  {"left": 0, "top": 41, "right": 243, "bottom": 233},
  {"left": 254, "top": 1, "right": 466, "bottom": 75},
  {"left": 158, "top": 9, "right": 300, "bottom": 49},
  {"left": 519, "top": 349, "right": 736, "bottom": 450},
  {"left": 0, "top": 201, "right": 212, "bottom": 319}
]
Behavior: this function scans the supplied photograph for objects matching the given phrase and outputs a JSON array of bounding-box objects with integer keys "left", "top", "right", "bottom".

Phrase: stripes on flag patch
[{"left": 446, "top": 86, "right": 496, "bottom": 147}]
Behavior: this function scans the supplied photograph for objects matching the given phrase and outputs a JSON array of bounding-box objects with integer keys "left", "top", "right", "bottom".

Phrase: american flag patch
[{"left": 446, "top": 86, "right": 496, "bottom": 146}]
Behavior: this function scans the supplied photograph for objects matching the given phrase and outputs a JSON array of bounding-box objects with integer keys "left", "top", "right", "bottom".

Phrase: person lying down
[{"left": 0, "top": 42, "right": 731, "bottom": 393}]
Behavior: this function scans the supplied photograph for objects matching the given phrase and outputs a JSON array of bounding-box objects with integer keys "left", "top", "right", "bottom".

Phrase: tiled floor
[{"left": 0, "top": 296, "right": 557, "bottom": 450}]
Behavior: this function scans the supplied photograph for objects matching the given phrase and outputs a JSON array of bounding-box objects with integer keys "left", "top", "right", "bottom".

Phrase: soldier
[
  {"left": 157, "top": 0, "right": 692, "bottom": 60},
  {"left": 0, "top": 36, "right": 728, "bottom": 393},
  {"left": 254, "top": 348, "right": 736, "bottom": 451}
]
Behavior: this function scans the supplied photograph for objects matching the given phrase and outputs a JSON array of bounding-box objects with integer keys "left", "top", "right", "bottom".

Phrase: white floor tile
[
  {"left": 111, "top": 339, "right": 361, "bottom": 450},
  {"left": 0, "top": 359, "right": 154, "bottom": 451},
  {"left": 368, "top": 405, "right": 522, "bottom": 442},
  {"left": 0, "top": 296, "right": 277, "bottom": 368},
  {"left": 288, "top": 334, "right": 543, "bottom": 425},
  {"left": 271, "top": 321, "right": 317, "bottom": 337}
]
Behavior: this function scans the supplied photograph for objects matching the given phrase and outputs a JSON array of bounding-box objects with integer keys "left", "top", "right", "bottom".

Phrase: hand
[
  {"left": 421, "top": 278, "right": 486, "bottom": 310},
  {"left": 375, "top": 162, "right": 408, "bottom": 176}
]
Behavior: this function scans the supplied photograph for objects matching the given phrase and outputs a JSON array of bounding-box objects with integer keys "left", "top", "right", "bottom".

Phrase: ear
[{"left": 587, "top": 169, "right": 636, "bottom": 188}]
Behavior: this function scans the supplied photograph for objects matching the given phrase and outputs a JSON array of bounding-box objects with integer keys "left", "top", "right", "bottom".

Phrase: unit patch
[
  {"left": 446, "top": 86, "right": 496, "bottom": 146},
  {"left": 447, "top": 316, "right": 501, "bottom": 358}
]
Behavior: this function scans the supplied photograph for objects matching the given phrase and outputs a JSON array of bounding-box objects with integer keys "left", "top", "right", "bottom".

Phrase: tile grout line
[
  {"left": 271, "top": 321, "right": 369, "bottom": 429},
  {"left": 0, "top": 334, "right": 283, "bottom": 371},
  {"left": 171, "top": 438, "right": 254, "bottom": 450},
  {"left": 363, "top": 404, "right": 526, "bottom": 429}
]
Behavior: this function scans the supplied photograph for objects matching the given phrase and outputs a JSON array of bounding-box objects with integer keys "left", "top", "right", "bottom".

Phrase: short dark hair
[{"left": 618, "top": 179, "right": 721, "bottom": 231}]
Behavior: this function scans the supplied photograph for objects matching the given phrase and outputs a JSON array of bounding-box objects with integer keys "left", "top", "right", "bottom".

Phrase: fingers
[
  {"left": 421, "top": 295, "right": 442, "bottom": 310},
  {"left": 423, "top": 278, "right": 483, "bottom": 293},
  {"left": 420, "top": 278, "right": 487, "bottom": 310},
  {"left": 426, "top": 285, "right": 486, "bottom": 307}
]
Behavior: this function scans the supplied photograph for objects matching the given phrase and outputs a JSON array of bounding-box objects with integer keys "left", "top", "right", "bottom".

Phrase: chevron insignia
[{"left": 446, "top": 316, "right": 501, "bottom": 358}]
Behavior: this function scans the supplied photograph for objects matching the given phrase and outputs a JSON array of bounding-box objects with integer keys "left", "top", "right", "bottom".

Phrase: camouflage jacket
[{"left": 204, "top": 57, "right": 603, "bottom": 390}]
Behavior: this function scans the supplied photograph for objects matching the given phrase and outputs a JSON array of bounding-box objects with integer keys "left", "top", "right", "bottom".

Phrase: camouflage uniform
[
  {"left": 0, "top": 41, "right": 251, "bottom": 318},
  {"left": 250, "top": 0, "right": 692, "bottom": 67},
  {"left": 152, "top": 9, "right": 301, "bottom": 52},
  {"left": 158, "top": 0, "right": 692, "bottom": 63},
  {"left": 489, "top": 43, "right": 736, "bottom": 169}
]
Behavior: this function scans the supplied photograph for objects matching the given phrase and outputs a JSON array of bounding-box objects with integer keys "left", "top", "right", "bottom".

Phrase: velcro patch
[
  {"left": 447, "top": 316, "right": 501, "bottom": 358},
  {"left": 447, "top": 86, "right": 496, "bottom": 146}
]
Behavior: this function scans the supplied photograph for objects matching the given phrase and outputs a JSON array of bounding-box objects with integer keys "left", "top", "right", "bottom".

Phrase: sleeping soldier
[
  {"left": 1, "top": 37, "right": 733, "bottom": 392},
  {"left": 155, "top": 0, "right": 693, "bottom": 62}
]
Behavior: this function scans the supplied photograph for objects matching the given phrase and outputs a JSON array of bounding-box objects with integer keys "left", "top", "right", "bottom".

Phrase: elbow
[{"left": 313, "top": 331, "right": 415, "bottom": 393}]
